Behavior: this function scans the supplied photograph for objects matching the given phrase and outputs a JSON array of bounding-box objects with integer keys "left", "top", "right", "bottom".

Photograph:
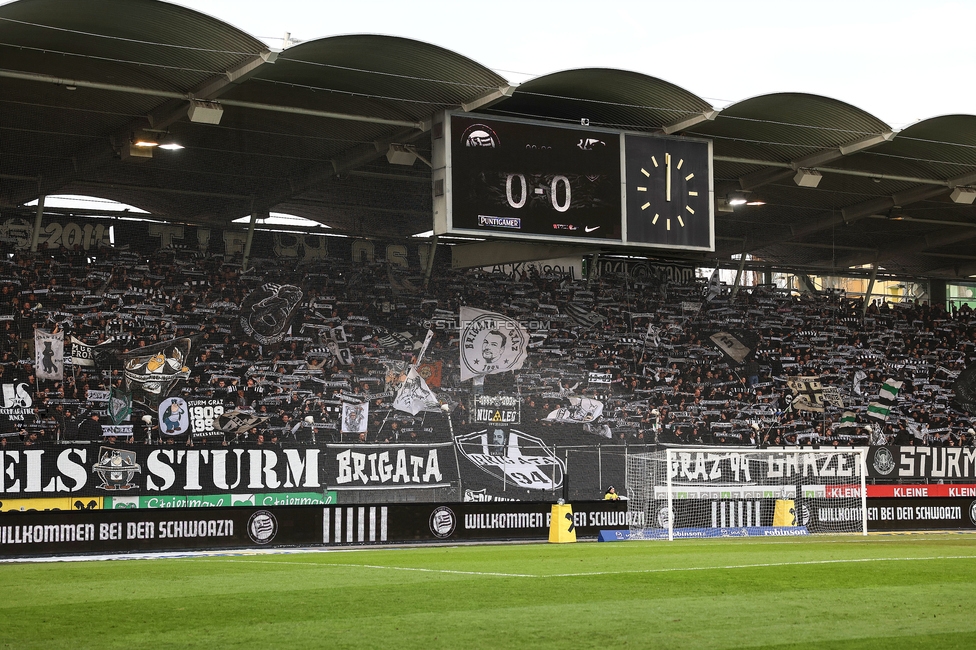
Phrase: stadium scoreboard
[{"left": 432, "top": 112, "right": 714, "bottom": 251}]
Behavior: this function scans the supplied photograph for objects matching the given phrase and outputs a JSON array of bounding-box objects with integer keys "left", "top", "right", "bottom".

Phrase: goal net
[{"left": 626, "top": 447, "right": 867, "bottom": 539}]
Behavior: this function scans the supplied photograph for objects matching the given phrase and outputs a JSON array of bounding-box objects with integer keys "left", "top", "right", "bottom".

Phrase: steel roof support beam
[
  {"left": 737, "top": 130, "right": 895, "bottom": 191},
  {"left": 249, "top": 83, "right": 507, "bottom": 221},
  {"left": 718, "top": 168, "right": 976, "bottom": 258},
  {"left": 715, "top": 155, "right": 956, "bottom": 187},
  {"left": 826, "top": 227, "right": 976, "bottom": 271},
  {"left": 662, "top": 109, "right": 719, "bottom": 135},
  {"left": 925, "top": 260, "right": 976, "bottom": 278},
  {"left": 461, "top": 85, "right": 516, "bottom": 112},
  {"left": 862, "top": 264, "right": 879, "bottom": 318},
  {"left": 0, "top": 64, "right": 424, "bottom": 207},
  {"left": 148, "top": 50, "right": 279, "bottom": 130},
  {"left": 0, "top": 69, "right": 424, "bottom": 129}
]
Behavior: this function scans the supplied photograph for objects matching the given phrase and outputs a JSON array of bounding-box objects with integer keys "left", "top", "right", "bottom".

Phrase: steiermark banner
[{"left": 104, "top": 492, "right": 337, "bottom": 509}]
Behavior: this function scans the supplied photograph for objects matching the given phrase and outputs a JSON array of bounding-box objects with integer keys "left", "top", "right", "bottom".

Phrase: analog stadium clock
[{"left": 624, "top": 134, "right": 713, "bottom": 250}]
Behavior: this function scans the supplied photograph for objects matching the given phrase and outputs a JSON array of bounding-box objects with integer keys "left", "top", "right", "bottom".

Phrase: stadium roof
[{"left": 1, "top": 0, "right": 975, "bottom": 279}]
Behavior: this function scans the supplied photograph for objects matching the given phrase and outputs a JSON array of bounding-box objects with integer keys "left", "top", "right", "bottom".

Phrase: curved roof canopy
[{"left": 1, "top": 0, "right": 975, "bottom": 279}]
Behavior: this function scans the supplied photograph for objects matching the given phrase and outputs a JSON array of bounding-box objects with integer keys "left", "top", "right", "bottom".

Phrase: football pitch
[{"left": 2, "top": 534, "right": 976, "bottom": 649}]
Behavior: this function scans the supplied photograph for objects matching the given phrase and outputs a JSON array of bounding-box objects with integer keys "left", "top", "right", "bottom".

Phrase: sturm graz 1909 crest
[
  {"left": 872, "top": 447, "right": 896, "bottom": 476},
  {"left": 429, "top": 506, "right": 456, "bottom": 539},
  {"left": 92, "top": 446, "right": 141, "bottom": 491},
  {"left": 247, "top": 510, "right": 278, "bottom": 544},
  {"left": 460, "top": 123, "right": 499, "bottom": 149}
]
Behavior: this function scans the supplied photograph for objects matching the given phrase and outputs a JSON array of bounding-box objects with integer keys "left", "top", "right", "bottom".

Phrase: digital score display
[
  {"left": 448, "top": 114, "right": 623, "bottom": 242},
  {"left": 433, "top": 112, "right": 714, "bottom": 251}
]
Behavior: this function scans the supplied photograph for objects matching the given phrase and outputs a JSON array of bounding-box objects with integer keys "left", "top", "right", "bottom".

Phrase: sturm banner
[
  {"left": 0, "top": 444, "right": 323, "bottom": 498},
  {"left": 866, "top": 446, "right": 976, "bottom": 481},
  {"left": 0, "top": 443, "right": 460, "bottom": 498}
]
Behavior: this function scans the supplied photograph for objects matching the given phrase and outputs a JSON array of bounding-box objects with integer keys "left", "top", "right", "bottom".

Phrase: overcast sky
[{"left": 164, "top": 0, "right": 975, "bottom": 130}]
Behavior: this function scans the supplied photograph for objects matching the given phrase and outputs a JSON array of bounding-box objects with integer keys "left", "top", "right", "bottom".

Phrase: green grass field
[{"left": 2, "top": 534, "right": 976, "bottom": 649}]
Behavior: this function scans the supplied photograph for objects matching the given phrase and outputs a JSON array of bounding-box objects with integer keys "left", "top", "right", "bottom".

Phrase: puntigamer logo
[{"left": 478, "top": 215, "right": 521, "bottom": 229}]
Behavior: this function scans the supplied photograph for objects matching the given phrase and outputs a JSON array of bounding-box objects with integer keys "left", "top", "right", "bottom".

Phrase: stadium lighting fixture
[
  {"left": 157, "top": 134, "right": 184, "bottom": 150},
  {"left": 794, "top": 168, "right": 823, "bottom": 188},
  {"left": 950, "top": 187, "right": 976, "bottom": 204},
  {"left": 727, "top": 192, "right": 747, "bottom": 206},
  {"left": 132, "top": 132, "right": 158, "bottom": 148},
  {"left": 386, "top": 144, "right": 418, "bottom": 166},
  {"left": 745, "top": 199, "right": 766, "bottom": 206},
  {"left": 188, "top": 99, "right": 224, "bottom": 124}
]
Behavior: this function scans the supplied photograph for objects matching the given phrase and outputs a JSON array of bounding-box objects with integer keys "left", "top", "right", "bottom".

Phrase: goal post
[{"left": 626, "top": 447, "right": 868, "bottom": 540}]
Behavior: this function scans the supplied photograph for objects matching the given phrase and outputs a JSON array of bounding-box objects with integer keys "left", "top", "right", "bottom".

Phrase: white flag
[
  {"left": 706, "top": 268, "right": 723, "bottom": 301},
  {"left": 459, "top": 307, "right": 528, "bottom": 382},
  {"left": 393, "top": 367, "right": 439, "bottom": 416},
  {"left": 35, "top": 329, "right": 63, "bottom": 380},
  {"left": 545, "top": 397, "right": 605, "bottom": 423}
]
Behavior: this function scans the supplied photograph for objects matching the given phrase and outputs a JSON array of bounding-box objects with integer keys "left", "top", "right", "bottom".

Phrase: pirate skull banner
[
  {"left": 119, "top": 337, "right": 194, "bottom": 410},
  {"left": 240, "top": 283, "right": 304, "bottom": 345}
]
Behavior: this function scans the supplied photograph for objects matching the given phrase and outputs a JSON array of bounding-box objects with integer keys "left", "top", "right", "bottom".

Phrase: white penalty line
[{"left": 191, "top": 554, "right": 976, "bottom": 579}]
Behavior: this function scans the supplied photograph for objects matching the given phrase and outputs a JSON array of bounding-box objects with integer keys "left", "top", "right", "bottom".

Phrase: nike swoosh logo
[{"left": 585, "top": 226, "right": 600, "bottom": 233}]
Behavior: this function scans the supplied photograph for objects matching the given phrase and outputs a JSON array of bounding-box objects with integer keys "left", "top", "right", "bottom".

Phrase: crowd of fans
[{"left": 1, "top": 241, "right": 974, "bottom": 451}]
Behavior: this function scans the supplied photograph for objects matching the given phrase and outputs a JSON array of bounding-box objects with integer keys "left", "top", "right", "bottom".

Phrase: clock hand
[{"left": 665, "top": 153, "right": 671, "bottom": 202}]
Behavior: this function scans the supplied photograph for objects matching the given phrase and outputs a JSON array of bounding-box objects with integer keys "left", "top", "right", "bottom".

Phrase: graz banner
[
  {"left": 665, "top": 449, "right": 862, "bottom": 484},
  {"left": 866, "top": 446, "right": 976, "bottom": 481},
  {"left": 158, "top": 398, "right": 227, "bottom": 437}
]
